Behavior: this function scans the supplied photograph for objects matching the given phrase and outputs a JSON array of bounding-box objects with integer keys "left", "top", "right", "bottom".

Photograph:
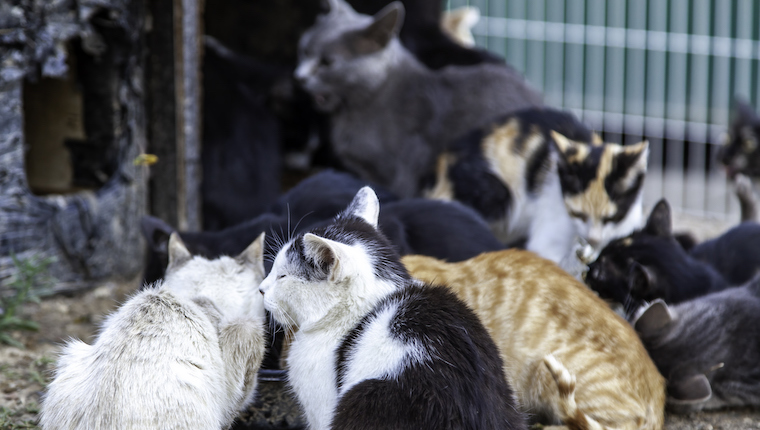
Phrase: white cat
[{"left": 39, "top": 233, "right": 268, "bottom": 430}]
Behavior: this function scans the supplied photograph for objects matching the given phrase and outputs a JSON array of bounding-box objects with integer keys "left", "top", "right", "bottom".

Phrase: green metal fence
[{"left": 447, "top": 0, "right": 760, "bottom": 220}]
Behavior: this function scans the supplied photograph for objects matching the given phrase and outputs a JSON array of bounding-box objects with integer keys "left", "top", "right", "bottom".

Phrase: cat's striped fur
[{"left": 403, "top": 250, "right": 665, "bottom": 430}]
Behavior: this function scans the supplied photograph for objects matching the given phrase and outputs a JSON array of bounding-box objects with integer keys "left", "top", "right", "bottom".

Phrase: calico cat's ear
[
  {"left": 644, "top": 199, "right": 672, "bottom": 237},
  {"left": 303, "top": 233, "right": 345, "bottom": 280},
  {"left": 345, "top": 186, "right": 380, "bottom": 228},
  {"left": 619, "top": 140, "right": 649, "bottom": 170},
  {"left": 632, "top": 299, "right": 673, "bottom": 335},
  {"left": 237, "top": 232, "right": 266, "bottom": 279},
  {"left": 360, "top": 2, "right": 405, "bottom": 50},
  {"left": 551, "top": 131, "right": 590, "bottom": 163},
  {"left": 167, "top": 233, "right": 192, "bottom": 272},
  {"left": 628, "top": 261, "right": 657, "bottom": 300}
]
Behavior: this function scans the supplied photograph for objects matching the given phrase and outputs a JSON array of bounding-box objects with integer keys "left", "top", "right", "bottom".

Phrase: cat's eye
[
  {"left": 319, "top": 55, "right": 334, "bottom": 67},
  {"left": 569, "top": 211, "right": 588, "bottom": 222},
  {"left": 277, "top": 274, "right": 286, "bottom": 280}
]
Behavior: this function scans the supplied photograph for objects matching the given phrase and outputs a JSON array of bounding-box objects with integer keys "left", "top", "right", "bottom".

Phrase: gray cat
[
  {"left": 295, "top": 0, "right": 542, "bottom": 197},
  {"left": 631, "top": 278, "right": 760, "bottom": 412}
]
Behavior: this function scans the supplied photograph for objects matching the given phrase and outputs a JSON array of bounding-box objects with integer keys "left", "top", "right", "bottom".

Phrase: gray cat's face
[{"left": 294, "top": 1, "right": 404, "bottom": 112}]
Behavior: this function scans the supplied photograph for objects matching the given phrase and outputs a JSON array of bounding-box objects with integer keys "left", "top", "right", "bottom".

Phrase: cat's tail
[{"left": 543, "top": 354, "right": 607, "bottom": 430}]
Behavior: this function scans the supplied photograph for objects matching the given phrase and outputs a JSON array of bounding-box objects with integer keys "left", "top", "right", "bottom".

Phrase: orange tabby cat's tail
[{"left": 543, "top": 354, "right": 606, "bottom": 430}]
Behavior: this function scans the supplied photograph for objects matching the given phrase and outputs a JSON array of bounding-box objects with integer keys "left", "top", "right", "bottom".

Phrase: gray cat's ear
[
  {"left": 628, "top": 261, "right": 657, "bottom": 299},
  {"left": 363, "top": 2, "right": 405, "bottom": 48},
  {"left": 632, "top": 299, "right": 673, "bottom": 335},
  {"left": 303, "top": 233, "right": 344, "bottom": 281},
  {"left": 668, "top": 364, "right": 716, "bottom": 406},
  {"left": 346, "top": 186, "right": 380, "bottom": 228},
  {"left": 644, "top": 199, "right": 672, "bottom": 237},
  {"left": 167, "top": 233, "right": 192, "bottom": 272},
  {"left": 237, "top": 232, "right": 266, "bottom": 279}
]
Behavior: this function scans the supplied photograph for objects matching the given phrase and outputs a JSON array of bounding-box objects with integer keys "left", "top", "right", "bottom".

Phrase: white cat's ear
[
  {"left": 167, "top": 233, "right": 192, "bottom": 272},
  {"left": 303, "top": 233, "right": 345, "bottom": 281},
  {"left": 363, "top": 2, "right": 405, "bottom": 48},
  {"left": 237, "top": 232, "right": 266, "bottom": 279},
  {"left": 632, "top": 299, "right": 673, "bottom": 335},
  {"left": 321, "top": 0, "right": 351, "bottom": 15},
  {"left": 346, "top": 186, "right": 380, "bottom": 228},
  {"left": 644, "top": 199, "right": 672, "bottom": 237}
]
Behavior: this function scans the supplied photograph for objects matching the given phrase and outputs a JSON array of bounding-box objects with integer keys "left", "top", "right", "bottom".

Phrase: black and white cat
[
  {"left": 631, "top": 278, "right": 760, "bottom": 412},
  {"left": 259, "top": 187, "right": 526, "bottom": 430},
  {"left": 295, "top": 0, "right": 542, "bottom": 197}
]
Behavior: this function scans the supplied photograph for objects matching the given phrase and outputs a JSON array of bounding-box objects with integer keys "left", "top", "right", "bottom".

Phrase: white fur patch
[{"left": 339, "top": 301, "right": 430, "bottom": 397}]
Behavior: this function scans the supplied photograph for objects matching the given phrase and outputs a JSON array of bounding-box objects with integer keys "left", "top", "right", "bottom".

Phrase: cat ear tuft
[
  {"left": 346, "top": 186, "right": 380, "bottom": 228},
  {"left": 622, "top": 140, "right": 649, "bottom": 169},
  {"left": 140, "top": 215, "right": 176, "bottom": 254},
  {"left": 320, "top": 0, "right": 350, "bottom": 15},
  {"left": 363, "top": 2, "right": 405, "bottom": 48},
  {"left": 237, "top": 232, "right": 266, "bottom": 279},
  {"left": 303, "top": 233, "right": 341, "bottom": 278},
  {"left": 644, "top": 199, "right": 672, "bottom": 238},
  {"left": 633, "top": 299, "right": 673, "bottom": 335},
  {"left": 167, "top": 233, "right": 192, "bottom": 272}
]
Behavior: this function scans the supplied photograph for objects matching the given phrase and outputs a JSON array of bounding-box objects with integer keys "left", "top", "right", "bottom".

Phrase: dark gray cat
[
  {"left": 295, "top": 0, "right": 542, "bottom": 197},
  {"left": 631, "top": 278, "right": 760, "bottom": 413}
]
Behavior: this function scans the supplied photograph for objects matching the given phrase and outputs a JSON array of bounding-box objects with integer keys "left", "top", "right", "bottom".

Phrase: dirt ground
[{"left": 0, "top": 210, "right": 757, "bottom": 429}]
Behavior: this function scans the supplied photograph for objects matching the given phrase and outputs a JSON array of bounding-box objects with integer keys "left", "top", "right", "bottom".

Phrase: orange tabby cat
[{"left": 403, "top": 250, "right": 665, "bottom": 430}]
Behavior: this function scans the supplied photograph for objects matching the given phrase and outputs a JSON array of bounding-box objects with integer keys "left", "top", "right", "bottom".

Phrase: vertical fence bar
[
  {"left": 603, "top": 0, "right": 626, "bottom": 144},
  {"left": 642, "top": 0, "right": 668, "bottom": 209},
  {"left": 624, "top": 0, "right": 647, "bottom": 145},
  {"left": 583, "top": 0, "right": 607, "bottom": 131},
  {"left": 544, "top": 0, "right": 566, "bottom": 107},
  {"left": 663, "top": 0, "right": 689, "bottom": 210},
  {"left": 564, "top": 0, "right": 585, "bottom": 112}
]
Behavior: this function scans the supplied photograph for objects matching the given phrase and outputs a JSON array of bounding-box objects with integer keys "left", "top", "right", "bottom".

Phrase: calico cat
[
  {"left": 403, "top": 251, "right": 665, "bottom": 430},
  {"left": 585, "top": 200, "right": 729, "bottom": 309},
  {"left": 426, "top": 107, "right": 649, "bottom": 266},
  {"left": 259, "top": 187, "right": 526, "bottom": 430},
  {"left": 40, "top": 234, "right": 267, "bottom": 430},
  {"left": 631, "top": 278, "right": 760, "bottom": 412},
  {"left": 717, "top": 99, "right": 760, "bottom": 222},
  {"left": 295, "top": 0, "right": 542, "bottom": 197}
]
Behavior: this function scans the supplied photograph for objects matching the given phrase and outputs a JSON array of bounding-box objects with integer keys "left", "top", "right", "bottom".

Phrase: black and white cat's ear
[
  {"left": 303, "top": 233, "right": 345, "bottom": 280},
  {"left": 632, "top": 299, "right": 673, "bottom": 335},
  {"left": 167, "top": 233, "right": 192, "bottom": 272},
  {"left": 140, "top": 215, "right": 176, "bottom": 253},
  {"left": 362, "top": 2, "right": 405, "bottom": 49},
  {"left": 237, "top": 232, "right": 266, "bottom": 279},
  {"left": 346, "top": 186, "right": 380, "bottom": 228},
  {"left": 644, "top": 199, "right": 672, "bottom": 238},
  {"left": 628, "top": 261, "right": 657, "bottom": 299}
]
